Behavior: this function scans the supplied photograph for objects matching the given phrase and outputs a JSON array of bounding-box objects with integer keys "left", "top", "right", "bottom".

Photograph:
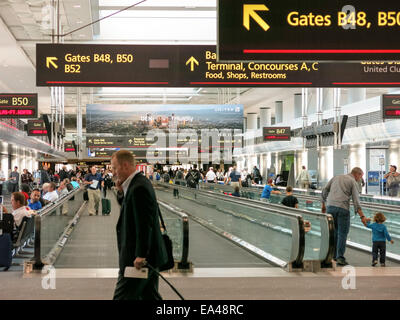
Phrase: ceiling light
[
  {"left": 73, "top": 4, "right": 81, "bottom": 8},
  {"left": 76, "top": 20, "right": 83, "bottom": 24}
]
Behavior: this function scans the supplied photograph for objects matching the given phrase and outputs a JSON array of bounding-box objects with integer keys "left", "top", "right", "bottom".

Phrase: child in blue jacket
[{"left": 366, "top": 212, "right": 394, "bottom": 267}]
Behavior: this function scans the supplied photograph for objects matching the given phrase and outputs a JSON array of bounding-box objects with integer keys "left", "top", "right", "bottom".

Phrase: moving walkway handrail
[
  {"left": 33, "top": 187, "right": 83, "bottom": 268},
  {"left": 212, "top": 183, "right": 400, "bottom": 213},
  {"left": 156, "top": 182, "right": 306, "bottom": 268},
  {"left": 158, "top": 201, "right": 190, "bottom": 269},
  {"left": 196, "top": 184, "right": 335, "bottom": 266}
]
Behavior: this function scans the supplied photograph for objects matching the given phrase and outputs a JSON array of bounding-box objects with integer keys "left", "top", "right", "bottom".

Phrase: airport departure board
[
  {"left": 382, "top": 94, "right": 400, "bottom": 119},
  {"left": 36, "top": 44, "right": 400, "bottom": 88},
  {"left": 218, "top": 0, "right": 400, "bottom": 62},
  {"left": 64, "top": 142, "right": 76, "bottom": 152},
  {"left": 263, "top": 127, "right": 291, "bottom": 141},
  {"left": 0, "top": 94, "right": 38, "bottom": 118},
  {"left": 27, "top": 120, "right": 47, "bottom": 136}
]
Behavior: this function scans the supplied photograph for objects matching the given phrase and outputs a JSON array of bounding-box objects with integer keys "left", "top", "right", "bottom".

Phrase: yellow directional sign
[
  {"left": 243, "top": 4, "right": 270, "bottom": 31},
  {"left": 186, "top": 56, "right": 199, "bottom": 71},
  {"left": 46, "top": 57, "right": 58, "bottom": 69}
]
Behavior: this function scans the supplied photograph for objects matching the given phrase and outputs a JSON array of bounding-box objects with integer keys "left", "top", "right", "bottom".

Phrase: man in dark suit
[{"left": 111, "top": 150, "right": 167, "bottom": 300}]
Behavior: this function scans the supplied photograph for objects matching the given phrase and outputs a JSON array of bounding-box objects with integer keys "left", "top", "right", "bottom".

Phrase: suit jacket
[{"left": 116, "top": 172, "right": 167, "bottom": 273}]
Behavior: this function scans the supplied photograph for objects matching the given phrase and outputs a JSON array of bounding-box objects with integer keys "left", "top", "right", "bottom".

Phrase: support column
[
  {"left": 294, "top": 93, "right": 302, "bottom": 118},
  {"left": 347, "top": 88, "right": 366, "bottom": 104},
  {"left": 307, "top": 88, "right": 317, "bottom": 115},
  {"left": 275, "top": 101, "right": 283, "bottom": 124},
  {"left": 322, "top": 88, "right": 334, "bottom": 111},
  {"left": 77, "top": 88, "right": 82, "bottom": 159},
  {"left": 246, "top": 113, "right": 258, "bottom": 130},
  {"left": 259, "top": 107, "right": 271, "bottom": 128}
]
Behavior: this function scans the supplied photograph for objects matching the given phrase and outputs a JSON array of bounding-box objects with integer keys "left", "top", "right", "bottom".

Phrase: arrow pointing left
[
  {"left": 243, "top": 4, "right": 270, "bottom": 31},
  {"left": 46, "top": 57, "right": 58, "bottom": 69}
]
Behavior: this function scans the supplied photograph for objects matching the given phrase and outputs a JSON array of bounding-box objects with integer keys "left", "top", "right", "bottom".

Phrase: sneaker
[
  {"left": 372, "top": 260, "right": 378, "bottom": 267},
  {"left": 381, "top": 263, "right": 386, "bottom": 267},
  {"left": 336, "top": 258, "right": 349, "bottom": 266}
]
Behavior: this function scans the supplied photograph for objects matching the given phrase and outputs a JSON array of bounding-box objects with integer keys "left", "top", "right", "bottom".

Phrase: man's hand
[
  {"left": 115, "top": 179, "right": 123, "bottom": 193},
  {"left": 390, "top": 240, "right": 394, "bottom": 244},
  {"left": 134, "top": 257, "right": 146, "bottom": 270},
  {"left": 360, "top": 216, "right": 367, "bottom": 226}
]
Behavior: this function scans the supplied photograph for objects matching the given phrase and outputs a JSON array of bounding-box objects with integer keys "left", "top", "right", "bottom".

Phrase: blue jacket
[
  {"left": 261, "top": 185, "right": 273, "bottom": 199},
  {"left": 366, "top": 222, "right": 392, "bottom": 242}
]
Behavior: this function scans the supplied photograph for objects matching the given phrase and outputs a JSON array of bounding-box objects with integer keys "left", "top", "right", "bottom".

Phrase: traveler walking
[
  {"left": 111, "top": 150, "right": 167, "bottom": 300},
  {"left": 83, "top": 166, "right": 104, "bottom": 216},
  {"left": 365, "top": 212, "right": 394, "bottom": 267},
  {"left": 296, "top": 166, "right": 311, "bottom": 189},
  {"left": 321, "top": 167, "right": 368, "bottom": 266},
  {"left": 384, "top": 165, "right": 400, "bottom": 197},
  {"left": 8, "top": 166, "right": 19, "bottom": 193}
]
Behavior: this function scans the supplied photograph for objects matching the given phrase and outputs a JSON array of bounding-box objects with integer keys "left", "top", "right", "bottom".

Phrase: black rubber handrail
[
  {"left": 158, "top": 201, "right": 190, "bottom": 270},
  {"left": 156, "top": 182, "right": 306, "bottom": 269},
  {"left": 33, "top": 187, "right": 83, "bottom": 268}
]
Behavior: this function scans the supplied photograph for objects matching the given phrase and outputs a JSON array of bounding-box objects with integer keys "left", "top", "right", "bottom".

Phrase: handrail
[
  {"left": 209, "top": 183, "right": 400, "bottom": 213},
  {"left": 198, "top": 183, "right": 336, "bottom": 266},
  {"left": 156, "top": 182, "right": 306, "bottom": 269},
  {"left": 158, "top": 200, "right": 190, "bottom": 270},
  {"left": 33, "top": 187, "right": 84, "bottom": 268},
  {"left": 38, "top": 187, "right": 83, "bottom": 217}
]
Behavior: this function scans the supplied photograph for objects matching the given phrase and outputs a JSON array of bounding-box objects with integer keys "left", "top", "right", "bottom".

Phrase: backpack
[
  {"left": 156, "top": 173, "right": 161, "bottom": 181},
  {"left": 176, "top": 171, "right": 184, "bottom": 180},
  {"left": 186, "top": 170, "right": 199, "bottom": 188}
]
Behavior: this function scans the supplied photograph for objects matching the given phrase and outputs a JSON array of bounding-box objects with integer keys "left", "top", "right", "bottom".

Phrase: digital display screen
[
  {"left": 382, "top": 94, "right": 400, "bottom": 119},
  {"left": 27, "top": 120, "right": 47, "bottom": 136},
  {"left": 263, "top": 127, "right": 291, "bottom": 141},
  {"left": 0, "top": 94, "right": 38, "bottom": 118},
  {"left": 64, "top": 142, "right": 76, "bottom": 152}
]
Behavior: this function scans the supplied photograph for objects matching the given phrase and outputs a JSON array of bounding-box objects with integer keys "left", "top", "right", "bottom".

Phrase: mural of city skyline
[{"left": 86, "top": 104, "right": 244, "bottom": 135}]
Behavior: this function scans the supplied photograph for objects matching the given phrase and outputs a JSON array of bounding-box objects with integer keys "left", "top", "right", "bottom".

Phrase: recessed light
[
  {"left": 76, "top": 20, "right": 83, "bottom": 24},
  {"left": 79, "top": 34, "right": 85, "bottom": 37},
  {"left": 73, "top": 4, "right": 81, "bottom": 8}
]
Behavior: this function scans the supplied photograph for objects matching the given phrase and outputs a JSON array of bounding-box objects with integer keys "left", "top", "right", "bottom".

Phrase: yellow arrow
[
  {"left": 243, "top": 4, "right": 270, "bottom": 31},
  {"left": 186, "top": 56, "right": 199, "bottom": 72},
  {"left": 46, "top": 57, "right": 58, "bottom": 69}
]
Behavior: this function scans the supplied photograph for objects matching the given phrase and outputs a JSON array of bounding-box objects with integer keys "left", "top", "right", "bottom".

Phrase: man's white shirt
[{"left": 43, "top": 190, "right": 59, "bottom": 202}]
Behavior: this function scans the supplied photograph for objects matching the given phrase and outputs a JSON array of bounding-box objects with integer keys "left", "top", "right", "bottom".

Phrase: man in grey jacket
[{"left": 321, "top": 167, "right": 367, "bottom": 266}]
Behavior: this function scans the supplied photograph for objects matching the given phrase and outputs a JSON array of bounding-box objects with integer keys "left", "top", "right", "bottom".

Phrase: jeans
[
  {"left": 372, "top": 241, "right": 386, "bottom": 263},
  {"left": 327, "top": 206, "right": 350, "bottom": 260}
]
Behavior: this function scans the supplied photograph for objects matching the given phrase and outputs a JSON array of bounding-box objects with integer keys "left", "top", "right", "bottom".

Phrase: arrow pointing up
[
  {"left": 46, "top": 57, "right": 58, "bottom": 69},
  {"left": 243, "top": 4, "right": 270, "bottom": 31},
  {"left": 186, "top": 56, "right": 199, "bottom": 72}
]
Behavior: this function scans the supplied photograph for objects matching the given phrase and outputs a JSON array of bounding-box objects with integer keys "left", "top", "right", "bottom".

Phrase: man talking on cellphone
[{"left": 111, "top": 150, "right": 167, "bottom": 300}]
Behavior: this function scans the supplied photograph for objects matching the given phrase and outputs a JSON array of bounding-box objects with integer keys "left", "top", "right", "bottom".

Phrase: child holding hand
[{"left": 366, "top": 212, "right": 394, "bottom": 267}]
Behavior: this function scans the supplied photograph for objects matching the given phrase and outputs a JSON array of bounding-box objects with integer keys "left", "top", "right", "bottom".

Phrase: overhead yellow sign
[
  {"left": 243, "top": 4, "right": 270, "bottom": 31},
  {"left": 46, "top": 57, "right": 58, "bottom": 69},
  {"left": 186, "top": 56, "right": 199, "bottom": 71}
]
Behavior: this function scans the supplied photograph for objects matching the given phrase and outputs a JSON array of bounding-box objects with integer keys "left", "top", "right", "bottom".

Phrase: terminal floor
[
  {"left": 54, "top": 191, "right": 270, "bottom": 269},
  {"left": 2, "top": 189, "right": 400, "bottom": 300},
  {"left": 1, "top": 267, "right": 400, "bottom": 300}
]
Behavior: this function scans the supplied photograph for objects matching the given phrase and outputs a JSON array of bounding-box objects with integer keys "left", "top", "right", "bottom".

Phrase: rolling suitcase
[
  {"left": 101, "top": 198, "right": 111, "bottom": 215},
  {"left": 0, "top": 206, "right": 12, "bottom": 271}
]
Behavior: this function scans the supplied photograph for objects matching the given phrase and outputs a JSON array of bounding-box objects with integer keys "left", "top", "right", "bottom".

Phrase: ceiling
[{"left": 0, "top": 0, "right": 395, "bottom": 129}]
